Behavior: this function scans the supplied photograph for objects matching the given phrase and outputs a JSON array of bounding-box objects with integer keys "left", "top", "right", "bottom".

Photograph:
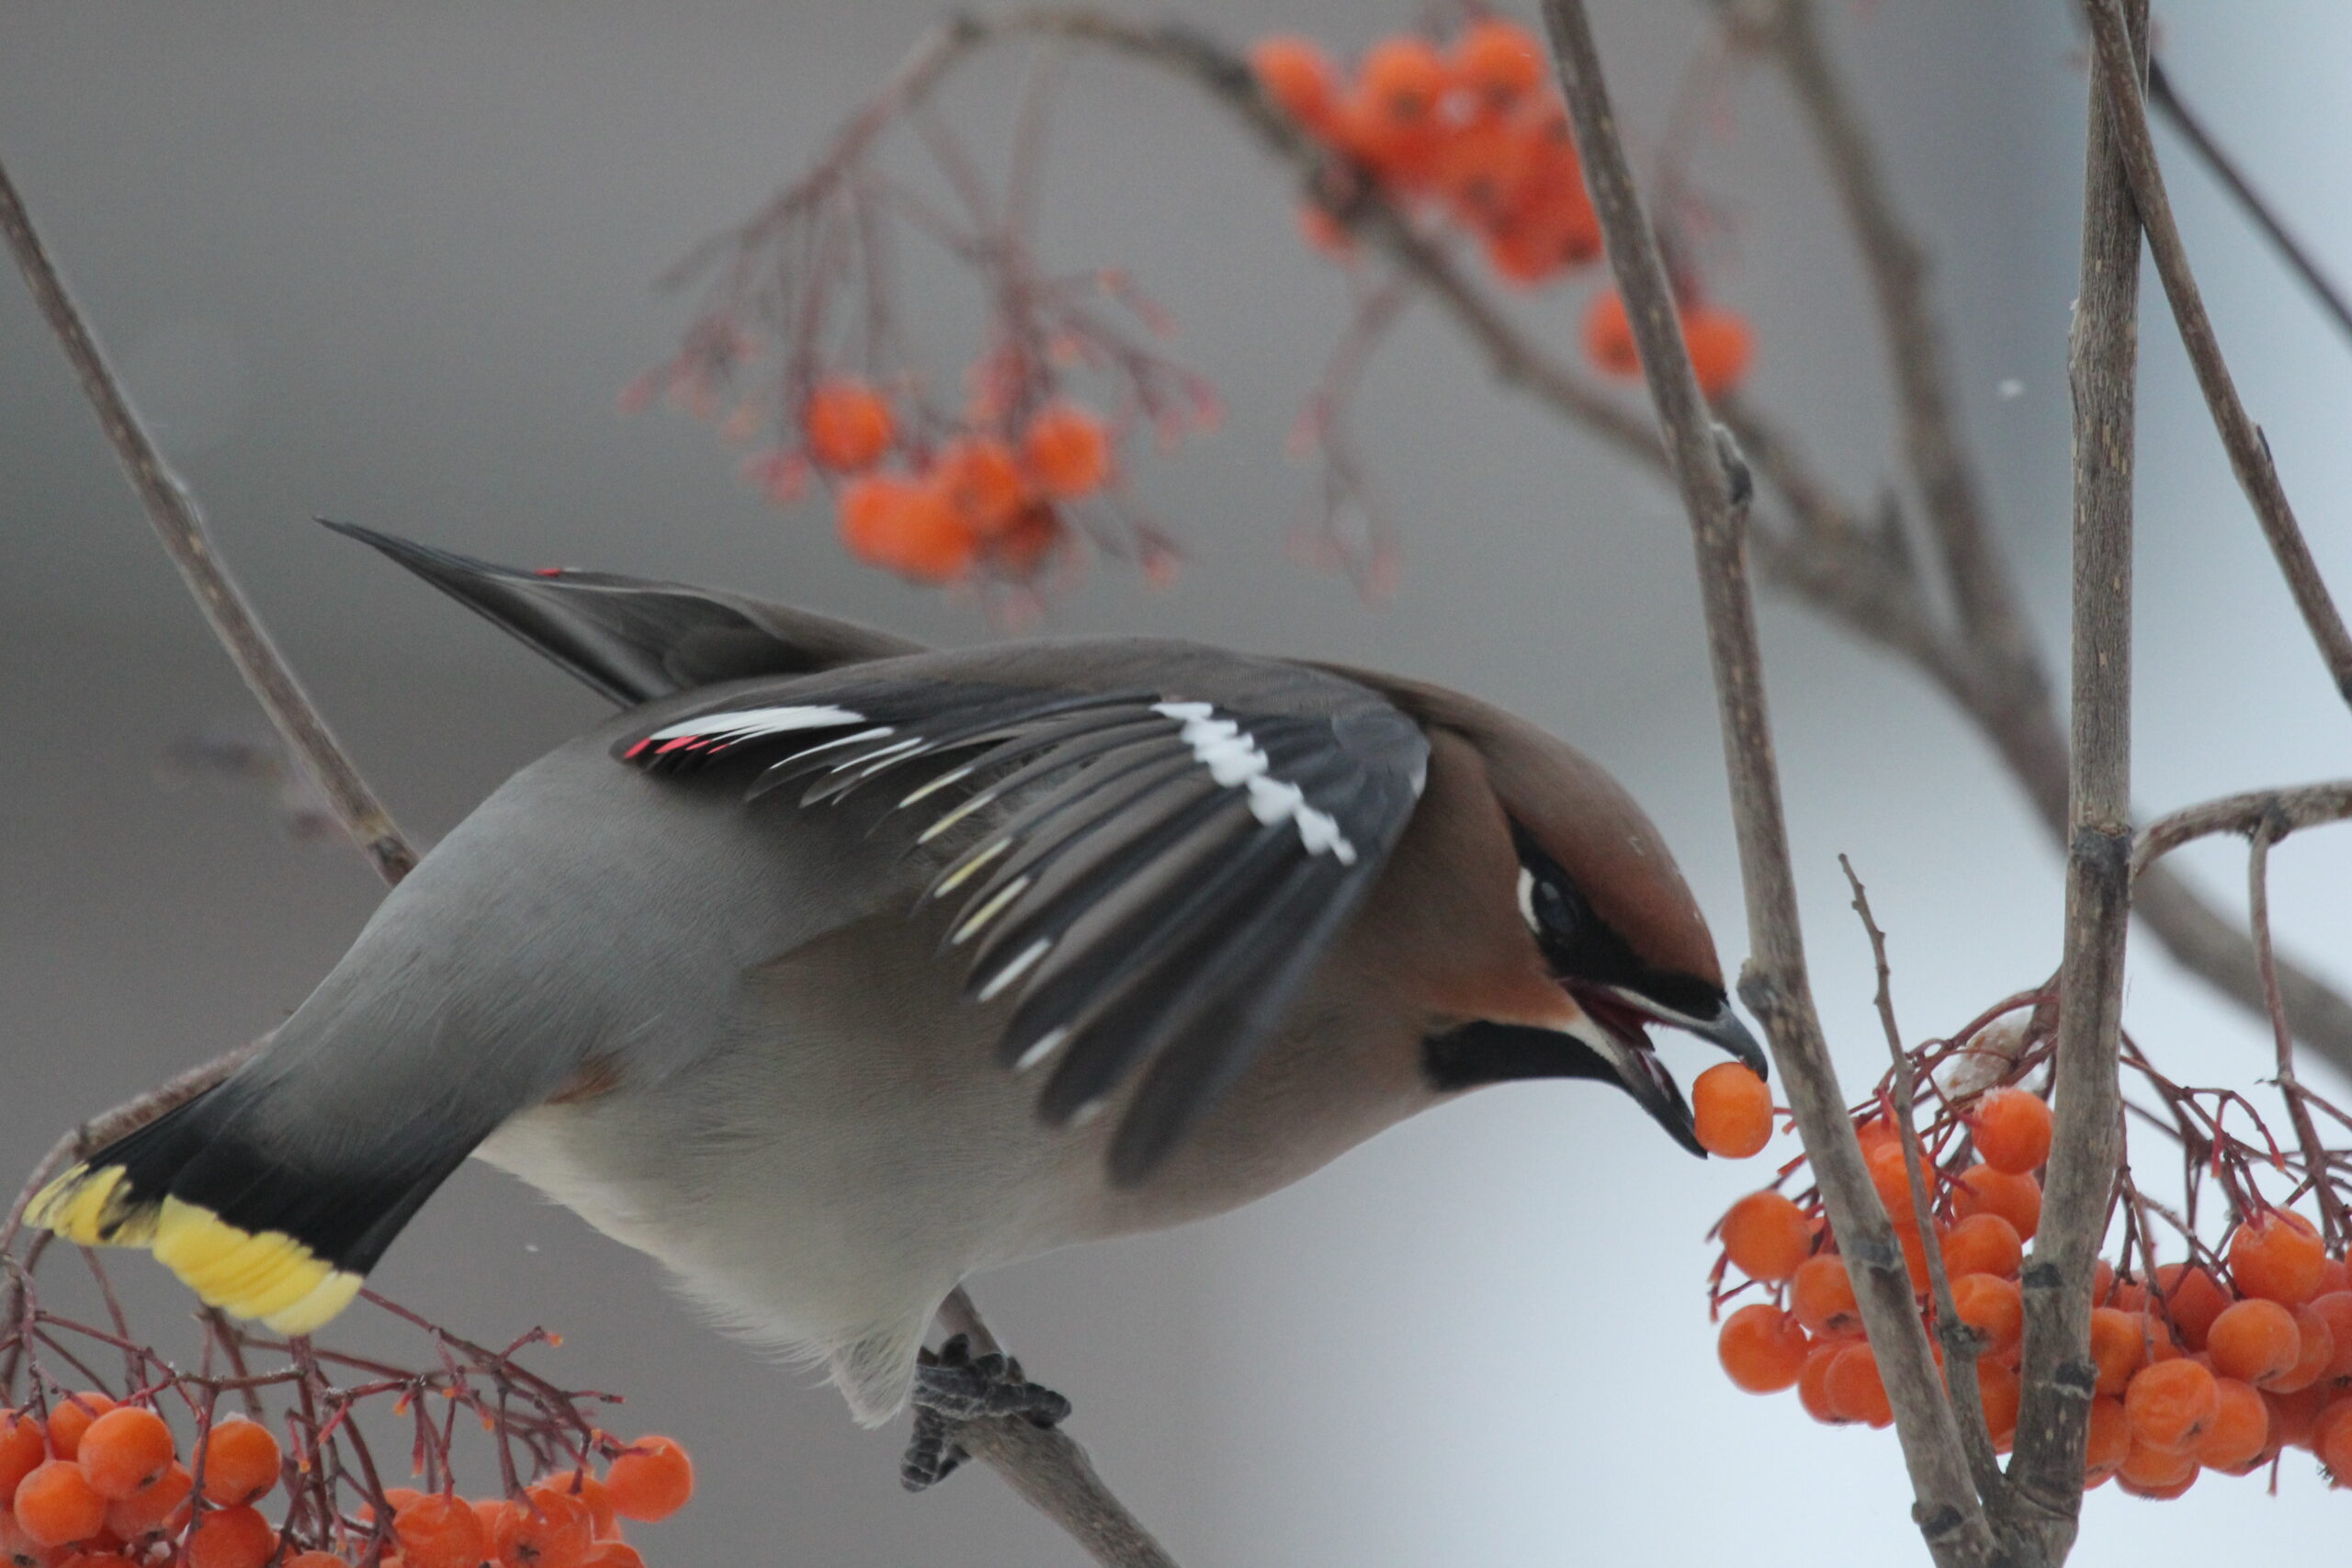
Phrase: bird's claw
[{"left": 899, "top": 1334, "right": 1073, "bottom": 1492}]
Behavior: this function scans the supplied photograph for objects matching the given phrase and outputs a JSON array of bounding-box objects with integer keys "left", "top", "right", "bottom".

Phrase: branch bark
[
  {"left": 2133, "top": 779, "right": 2352, "bottom": 874},
  {"left": 1537, "top": 4, "right": 1995, "bottom": 1562},
  {"left": 2006, "top": 5, "right": 2143, "bottom": 1544},
  {"left": 2080, "top": 0, "right": 2352, "bottom": 711}
]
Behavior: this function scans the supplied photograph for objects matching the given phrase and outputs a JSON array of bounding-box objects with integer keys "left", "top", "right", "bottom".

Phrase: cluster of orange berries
[
  {"left": 1700, "top": 1080, "right": 2352, "bottom": 1495},
  {"left": 0, "top": 1393, "right": 692, "bottom": 1568},
  {"left": 777, "top": 378, "right": 1113, "bottom": 586},
  {"left": 1250, "top": 18, "right": 1753, "bottom": 396}
]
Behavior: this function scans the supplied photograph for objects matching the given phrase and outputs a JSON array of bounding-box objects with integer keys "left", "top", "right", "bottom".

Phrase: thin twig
[
  {"left": 2248, "top": 819, "right": 2348, "bottom": 1249},
  {"left": 2146, "top": 58, "right": 2352, "bottom": 350},
  {"left": 2132, "top": 780, "right": 2352, "bottom": 874},
  {"left": 1840, "top": 858, "right": 2009, "bottom": 1508},
  {"left": 2007, "top": 5, "right": 2144, "bottom": 1545},
  {"left": 1537, "top": 2, "right": 1994, "bottom": 1562},
  {"left": 0, "top": 158, "right": 417, "bottom": 882},
  {"left": 2081, "top": 0, "right": 2352, "bottom": 711}
]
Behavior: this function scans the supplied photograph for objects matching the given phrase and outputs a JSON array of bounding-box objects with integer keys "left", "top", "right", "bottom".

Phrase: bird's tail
[{"left": 26, "top": 1083, "right": 462, "bottom": 1337}]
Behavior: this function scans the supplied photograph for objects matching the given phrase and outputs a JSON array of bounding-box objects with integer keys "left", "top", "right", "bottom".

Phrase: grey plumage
[{"left": 32, "top": 525, "right": 1765, "bottom": 1425}]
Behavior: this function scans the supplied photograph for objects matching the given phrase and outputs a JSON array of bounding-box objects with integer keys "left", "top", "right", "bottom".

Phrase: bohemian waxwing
[{"left": 32, "top": 522, "right": 1765, "bottom": 1434}]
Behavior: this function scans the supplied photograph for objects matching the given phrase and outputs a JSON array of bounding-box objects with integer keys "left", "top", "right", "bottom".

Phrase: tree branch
[
  {"left": 2007, "top": 5, "right": 2143, "bottom": 1541},
  {"left": 0, "top": 159, "right": 417, "bottom": 883},
  {"left": 1746, "top": 0, "right": 2041, "bottom": 682},
  {"left": 2132, "top": 779, "right": 2352, "bottom": 874},
  {"left": 1536, "top": 4, "right": 1995, "bottom": 1562},
  {"left": 2145, "top": 58, "right": 2352, "bottom": 352},
  {"left": 2080, "top": 0, "right": 2352, "bottom": 711}
]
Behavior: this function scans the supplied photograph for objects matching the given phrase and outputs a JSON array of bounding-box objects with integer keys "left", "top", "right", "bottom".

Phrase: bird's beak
[{"left": 1564, "top": 989, "right": 1770, "bottom": 1157}]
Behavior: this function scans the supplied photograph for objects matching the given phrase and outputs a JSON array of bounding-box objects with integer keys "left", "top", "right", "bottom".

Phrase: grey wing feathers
[{"left": 615, "top": 649, "right": 1430, "bottom": 1181}]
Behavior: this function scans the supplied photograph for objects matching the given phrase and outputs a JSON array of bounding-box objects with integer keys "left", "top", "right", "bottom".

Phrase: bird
[{"left": 31, "top": 521, "right": 1766, "bottom": 1444}]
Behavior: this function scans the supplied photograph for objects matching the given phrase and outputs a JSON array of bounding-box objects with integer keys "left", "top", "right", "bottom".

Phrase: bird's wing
[
  {"left": 612, "top": 645, "right": 1431, "bottom": 1181},
  {"left": 322, "top": 519, "right": 922, "bottom": 704}
]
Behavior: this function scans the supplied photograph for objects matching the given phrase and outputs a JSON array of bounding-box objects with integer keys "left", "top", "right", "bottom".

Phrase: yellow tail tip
[
  {"left": 148, "top": 1198, "right": 362, "bottom": 1335},
  {"left": 26, "top": 1163, "right": 154, "bottom": 1247}
]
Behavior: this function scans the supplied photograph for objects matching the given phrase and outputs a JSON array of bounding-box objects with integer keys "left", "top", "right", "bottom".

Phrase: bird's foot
[{"left": 899, "top": 1334, "right": 1073, "bottom": 1492}]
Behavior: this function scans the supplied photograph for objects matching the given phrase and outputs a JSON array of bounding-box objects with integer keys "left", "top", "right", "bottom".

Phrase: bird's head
[{"left": 1363, "top": 679, "right": 1767, "bottom": 1156}]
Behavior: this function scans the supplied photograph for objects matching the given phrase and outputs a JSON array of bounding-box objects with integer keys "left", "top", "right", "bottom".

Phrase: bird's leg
[{"left": 899, "top": 1331, "right": 1073, "bottom": 1492}]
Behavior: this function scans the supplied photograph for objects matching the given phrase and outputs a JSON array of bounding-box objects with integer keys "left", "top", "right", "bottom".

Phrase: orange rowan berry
[
  {"left": 2308, "top": 1292, "right": 2352, "bottom": 1389},
  {"left": 2318, "top": 1256, "right": 2352, "bottom": 1295},
  {"left": 2318, "top": 1399, "right": 2352, "bottom": 1478},
  {"left": 1691, "top": 1065, "right": 1774, "bottom": 1160},
  {"left": 931, "top": 437, "right": 1030, "bottom": 537},
  {"left": 837, "top": 475, "right": 978, "bottom": 584},
  {"left": 1968, "top": 1089, "right": 2052, "bottom": 1176},
  {"left": 0, "top": 1513, "right": 60, "bottom": 1568},
  {"left": 581, "top": 1544, "right": 647, "bottom": 1568},
  {"left": 538, "top": 1473, "right": 617, "bottom": 1540},
  {"left": 1854, "top": 1118, "right": 1900, "bottom": 1158},
  {"left": 2229, "top": 1211, "right": 2327, "bottom": 1305},
  {"left": 1250, "top": 37, "right": 1342, "bottom": 133},
  {"left": 1796, "top": 1340, "right": 1849, "bottom": 1425},
  {"left": 183, "top": 1504, "right": 275, "bottom": 1568},
  {"left": 1434, "top": 114, "right": 1539, "bottom": 225},
  {"left": 2092, "top": 1258, "right": 2117, "bottom": 1303},
  {"left": 1973, "top": 1359, "right": 2020, "bottom": 1451},
  {"left": 2090, "top": 1306, "right": 2157, "bottom": 1396},
  {"left": 196, "top": 1419, "right": 278, "bottom": 1507},
  {"left": 56, "top": 1552, "right": 137, "bottom": 1568},
  {"left": 46, "top": 1395, "right": 115, "bottom": 1461},
  {"left": 0, "top": 1407, "right": 45, "bottom": 1508},
  {"left": 801, "top": 379, "right": 896, "bottom": 473},
  {"left": 2269, "top": 1303, "right": 2336, "bottom": 1394},
  {"left": 1898, "top": 1224, "right": 1934, "bottom": 1297},
  {"left": 1681, "top": 307, "right": 1753, "bottom": 399},
  {"left": 1453, "top": 19, "right": 1546, "bottom": 109},
  {"left": 1826, "top": 1343, "right": 1894, "bottom": 1428},
  {"left": 492, "top": 1487, "right": 594, "bottom": 1568},
  {"left": 1719, "top": 1190, "right": 1809, "bottom": 1281},
  {"left": 603, "top": 1436, "right": 695, "bottom": 1524},
  {"left": 395, "top": 1492, "right": 490, "bottom": 1568},
  {"left": 103, "top": 1461, "right": 190, "bottom": 1540},
  {"left": 1951, "top": 1273, "right": 2024, "bottom": 1355},
  {"left": 2083, "top": 1395, "right": 2131, "bottom": 1484},
  {"left": 1951, "top": 1165, "right": 2040, "bottom": 1242},
  {"left": 2267, "top": 1383, "right": 2331, "bottom": 1451},
  {"left": 2207, "top": 1297, "right": 2301, "bottom": 1388},
  {"left": 2125, "top": 1359, "right": 2221, "bottom": 1452},
  {"left": 15, "top": 1460, "right": 107, "bottom": 1547},
  {"left": 1791, "top": 1255, "right": 1861, "bottom": 1338},
  {"left": 285, "top": 1555, "right": 350, "bottom": 1568},
  {"left": 1863, "top": 1140, "right": 1921, "bottom": 1220},
  {"left": 1020, "top": 403, "right": 1112, "bottom": 500},
  {"left": 2152, "top": 1262, "right": 2231, "bottom": 1349},
  {"left": 1581, "top": 289, "right": 1639, "bottom": 378},
  {"left": 1715, "top": 1303, "right": 1808, "bottom": 1393},
  {"left": 2118, "top": 1435, "right": 2199, "bottom": 1495},
  {"left": 1354, "top": 37, "right": 1448, "bottom": 129},
  {"left": 1941, "top": 1213, "right": 2023, "bottom": 1280},
  {"left": 2193, "top": 1377, "right": 2271, "bottom": 1472},
  {"left": 75, "top": 1409, "right": 174, "bottom": 1502}
]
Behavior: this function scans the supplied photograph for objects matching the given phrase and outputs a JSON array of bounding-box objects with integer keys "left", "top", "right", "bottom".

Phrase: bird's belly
[{"left": 471, "top": 917, "right": 1101, "bottom": 1353}]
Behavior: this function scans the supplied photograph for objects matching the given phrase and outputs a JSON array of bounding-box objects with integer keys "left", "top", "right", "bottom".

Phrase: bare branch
[
  {"left": 2146, "top": 58, "right": 2352, "bottom": 352},
  {"left": 2250, "top": 820, "right": 2348, "bottom": 1249},
  {"left": 0, "top": 157, "right": 416, "bottom": 885},
  {"left": 1536, "top": 3, "right": 1993, "bottom": 1562},
  {"left": 1748, "top": 0, "right": 2040, "bottom": 682},
  {"left": 1840, "top": 858, "right": 2010, "bottom": 1508},
  {"left": 2133, "top": 780, "right": 2352, "bottom": 874},
  {"left": 2081, "top": 0, "right": 2352, "bottom": 710},
  {"left": 2007, "top": 4, "right": 2143, "bottom": 1539}
]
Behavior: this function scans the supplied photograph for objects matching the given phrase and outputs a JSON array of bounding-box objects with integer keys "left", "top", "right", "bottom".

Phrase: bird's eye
[{"left": 1531, "top": 875, "right": 1577, "bottom": 939}]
